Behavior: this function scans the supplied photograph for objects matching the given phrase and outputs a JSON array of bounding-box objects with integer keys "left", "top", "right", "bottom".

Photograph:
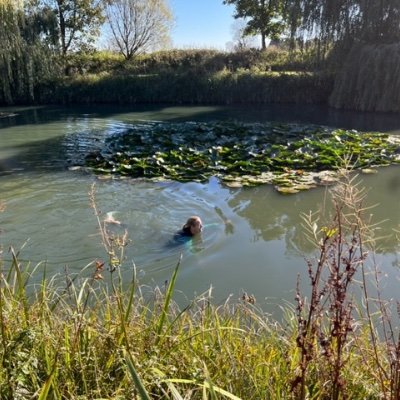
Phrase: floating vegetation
[{"left": 84, "top": 121, "right": 400, "bottom": 193}]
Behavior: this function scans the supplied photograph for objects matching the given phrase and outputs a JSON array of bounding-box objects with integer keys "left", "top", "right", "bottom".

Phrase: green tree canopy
[
  {"left": 40, "top": 0, "right": 105, "bottom": 55},
  {"left": 223, "top": 0, "right": 286, "bottom": 50},
  {"left": 285, "top": 0, "right": 400, "bottom": 111},
  {"left": 0, "top": 0, "right": 24, "bottom": 103}
]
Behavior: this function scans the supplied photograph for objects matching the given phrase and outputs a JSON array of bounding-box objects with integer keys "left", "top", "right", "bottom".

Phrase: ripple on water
[{"left": 93, "top": 178, "right": 229, "bottom": 276}]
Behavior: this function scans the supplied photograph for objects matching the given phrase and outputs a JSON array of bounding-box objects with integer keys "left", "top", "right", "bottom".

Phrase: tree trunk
[
  {"left": 261, "top": 32, "right": 267, "bottom": 50},
  {"left": 57, "top": 0, "right": 66, "bottom": 55}
]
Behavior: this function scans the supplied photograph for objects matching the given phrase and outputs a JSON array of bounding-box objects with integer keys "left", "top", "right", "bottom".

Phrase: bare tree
[
  {"left": 105, "top": 0, "right": 173, "bottom": 60},
  {"left": 226, "top": 18, "right": 258, "bottom": 51}
]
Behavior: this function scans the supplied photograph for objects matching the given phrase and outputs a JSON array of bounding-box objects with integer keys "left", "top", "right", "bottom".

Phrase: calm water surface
[{"left": 0, "top": 104, "right": 399, "bottom": 314}]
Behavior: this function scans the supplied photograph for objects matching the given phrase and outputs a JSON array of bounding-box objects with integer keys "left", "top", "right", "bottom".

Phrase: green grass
[
  {"left": 0, "top": 253, "right": 384, "bottom": 399},
  {"left": 0, "top": 253, "right": 289, "bottom": 399}
]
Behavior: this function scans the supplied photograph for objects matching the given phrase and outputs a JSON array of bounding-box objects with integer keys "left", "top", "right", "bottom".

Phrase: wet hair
[{"left": 182, "top": 216, "right": 201, "bottom": 236}]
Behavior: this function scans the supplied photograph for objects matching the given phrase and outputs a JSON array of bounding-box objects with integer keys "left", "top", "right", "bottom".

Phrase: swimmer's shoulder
[{"left": 173, "top": 230, "right": 192, "bottom": 242}]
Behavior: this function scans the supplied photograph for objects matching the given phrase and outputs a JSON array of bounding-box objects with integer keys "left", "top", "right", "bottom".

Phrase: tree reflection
[{"left": 227, "top": 180, "right": 400, "bottom": 257}]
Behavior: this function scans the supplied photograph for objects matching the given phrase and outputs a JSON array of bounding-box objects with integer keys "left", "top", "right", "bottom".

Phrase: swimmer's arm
[{"left": 213, "top": 206, "right": 235, "bottom": 234}]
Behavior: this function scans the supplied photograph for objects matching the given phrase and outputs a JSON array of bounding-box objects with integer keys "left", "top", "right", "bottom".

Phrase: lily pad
[
  {"left": 223, "top": 181, "right": 243, "bottom": 188},
  {"left": 275, "top": 186, "right": 300, "bottom": 194},
  {"left": 83, "top": 120, "right": 400, "bottom": 194}
]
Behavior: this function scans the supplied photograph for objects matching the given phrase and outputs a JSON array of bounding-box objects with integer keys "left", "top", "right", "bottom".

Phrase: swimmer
[
  {"left": 171, "top": 215, "right": 204, "bottom": 252},
  {"left": 180, "top": 215, "right": 203, "bottom": 236},
  {"left": 177, "top": 211, "right": 233, "bottom": 239}
]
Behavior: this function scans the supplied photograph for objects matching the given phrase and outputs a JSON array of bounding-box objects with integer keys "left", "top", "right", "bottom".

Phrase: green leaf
[{"left": 125, "top": 351, "right": 151, "bottom": 400}]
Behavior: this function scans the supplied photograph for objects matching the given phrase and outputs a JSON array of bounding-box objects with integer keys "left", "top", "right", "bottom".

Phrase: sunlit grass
[{"left": 49, "top": 67, "right": 332, "bottom": 106}]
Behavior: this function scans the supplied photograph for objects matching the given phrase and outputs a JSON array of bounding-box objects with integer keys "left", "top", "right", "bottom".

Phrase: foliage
[
  {"left": 64, "top": 50, "right": 124, "bottom": 74},
  {"left": 44, "top": 66, "right": 332, "bottom": 107},
  {"left": 0, "top": 0, "right": 24, "bottom": 103},
  {"left": 0, "top": 0, "right": 61, "bottom": 105},
  {"left": 41, "top": 0, "right": 105, "bottom": 55},
  {"left": 329, "top": 42, "right": 400, "bottom": 112},
  {"left": 227, "top": 19, "right": 259, "bottom": 52},
  {"left": 280, "top": 0, "right": 400, "bottom": 111},
  {"left": 285, "top": 0, "right": 400, "bottom": 60},
  {"left": 83, "top": 121, "right": 400, "bottom": 192},
  {"left": 293, "top": 173, "right": 371, "bottom": 399},
  {"left": 105, "top": 0, "right": 173, "bottom": 60},
  {"left": 65, "top": 48, "right": 309, "bottom": 75},
  {"left": 223, "top": 0, "right": 287, "bottom": 50}
]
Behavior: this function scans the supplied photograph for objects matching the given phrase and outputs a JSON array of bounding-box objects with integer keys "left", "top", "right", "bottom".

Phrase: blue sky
[{"left": 170, "top": 0, "right": 237, "bottom": 50}]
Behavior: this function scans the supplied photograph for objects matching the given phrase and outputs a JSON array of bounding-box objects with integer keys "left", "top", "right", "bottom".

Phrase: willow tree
[
  {"left": 223, "top": 0, "right": 286, "bottom": 50},
  {"left": 0, "top": 0, "right": 24, "bottom": 103},
  {"left": 285, "top": 0, "right": 400, "bottom": 111},
  {"left": 0, "top": 0, "right": 61, "bottom": 104},
  {"left": 285, "top": 0, "right": 400, "bottom": 59},
  {"left": 105, "top": 0, "right": 173, "bottom": 59},
  {"left": 357, "top": 0, "right": 400, "bottom": 43}
]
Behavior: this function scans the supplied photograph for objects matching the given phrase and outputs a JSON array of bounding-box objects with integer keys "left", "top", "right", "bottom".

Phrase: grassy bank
[
  {"left": 7, "top": 48, "right": 330, "bottom": 106},
  {"left": 1, "top": 177, "right": 400, "bottom": 399},
  {"left": 5, "top": 46, "right": 400, "bottom": 112},
  {"left": 40, "top": 69, "right": 332, "bottom": 106}
]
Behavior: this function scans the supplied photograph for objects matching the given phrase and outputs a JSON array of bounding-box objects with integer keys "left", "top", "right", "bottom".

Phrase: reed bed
[
  {"left": 0, "top": 176, "right": 399, "bottom": 399},
  {"left": 3, "top": 48, "right": 333, "bottom": 106},
  {"left": 44, "top": 69, "right": 332, "bottom": 106}
]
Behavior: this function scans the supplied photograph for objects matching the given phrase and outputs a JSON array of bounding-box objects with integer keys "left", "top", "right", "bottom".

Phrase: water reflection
[
  {"left": 225, "top": 166, "right": 400, "bottom": 252},
  {"left": 228, "top": 184, "right": 329, "bottom": 256}
]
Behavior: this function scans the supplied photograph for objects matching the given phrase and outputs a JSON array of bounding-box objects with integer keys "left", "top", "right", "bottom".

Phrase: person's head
[{"left": 182, "top": 216, "right": 203, "bottom": 236}]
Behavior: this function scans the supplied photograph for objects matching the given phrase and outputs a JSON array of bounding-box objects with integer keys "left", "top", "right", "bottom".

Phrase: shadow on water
[
  {"left": 227, "top": 184, "right": 324, "bottom": 255},
  {"left": 0, "top": 137, "right": 66, "bottom": 175},
  {"left": 0, "top": 104, "right": 237, "bottom": 174},
  {"left": 2, "top": 102, "right": 400, "bottom": 130}
]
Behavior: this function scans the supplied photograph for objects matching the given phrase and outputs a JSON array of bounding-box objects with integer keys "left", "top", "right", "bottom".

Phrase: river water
[{"left": 0, "top": 104, "right": 399, "bottom": 314}]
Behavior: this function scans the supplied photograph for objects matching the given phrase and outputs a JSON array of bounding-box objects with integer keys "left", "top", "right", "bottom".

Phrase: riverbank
[
  {"left": 3, "top": 49, "right": 334, "bottom": 107},
  {"left": 40, "top": 70, "right": 333, "bottom": 106},
  {"left": 3, "top": 46, "right": 400, "bottom": 112}
]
